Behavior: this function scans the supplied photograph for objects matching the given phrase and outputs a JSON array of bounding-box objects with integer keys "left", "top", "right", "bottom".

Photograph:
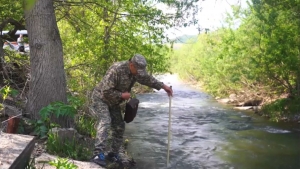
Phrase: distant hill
[{"left": 173, "top": 35, "right": 197, "bottom": 43}]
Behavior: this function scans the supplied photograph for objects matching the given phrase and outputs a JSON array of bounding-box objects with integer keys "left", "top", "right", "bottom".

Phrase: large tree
[{"left": 25, "top": 0, "right": 72, "bottom": 127}]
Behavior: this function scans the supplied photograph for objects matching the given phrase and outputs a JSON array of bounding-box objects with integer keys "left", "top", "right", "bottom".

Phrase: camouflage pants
[{"left": 90, "top": 90, "right": 125, "bottom": 155}]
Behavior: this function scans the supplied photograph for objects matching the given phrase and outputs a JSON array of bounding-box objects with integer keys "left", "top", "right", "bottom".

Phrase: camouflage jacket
[{"left": 93, "top": 61, "right": 164, "bottom": 106}]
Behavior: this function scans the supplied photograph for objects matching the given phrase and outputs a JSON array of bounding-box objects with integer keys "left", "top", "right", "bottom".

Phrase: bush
[
  {"left": 261, "top": 97, "right": 300, "bottom": 122},
  {"left": 32, "top": 101, "right": 77, "bottom": 138}
]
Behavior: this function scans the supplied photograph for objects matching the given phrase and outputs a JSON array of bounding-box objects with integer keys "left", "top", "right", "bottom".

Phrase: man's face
[
  {"left": 129, "top": 62, "right": 138, "bottom": 75},
  {"left": 20, "top": 35, "right": 23, "bottom": 38}
]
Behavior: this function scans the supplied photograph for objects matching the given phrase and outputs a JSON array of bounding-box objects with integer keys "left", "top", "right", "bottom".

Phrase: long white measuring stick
[{"left": 167, "top": 86, "right": 172, "bottom": 166}]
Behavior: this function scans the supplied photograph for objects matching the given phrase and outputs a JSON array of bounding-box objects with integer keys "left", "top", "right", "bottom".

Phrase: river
[{"left": 124, "top": 74, "right": 300, "bottom": 169}]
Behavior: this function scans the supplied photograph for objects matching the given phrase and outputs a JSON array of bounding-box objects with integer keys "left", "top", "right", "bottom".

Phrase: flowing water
[{"left": 124, "top": 74, "right": 300, "bottom": 169}]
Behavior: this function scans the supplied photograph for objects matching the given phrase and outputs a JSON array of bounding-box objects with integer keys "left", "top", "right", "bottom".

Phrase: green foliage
[
  {"left": 17, "top": 119, "right": 25, "bottom": 134},
  {"left": 172, "top": 2, "right": 300, "bottom": 95},
  {"left": 67, "top": 95, "right": 85, "bottom": 110},
  {"left": 47, "top": 133, "right": 93, "bottom": 161},
  {"left": 3, "top": 49, "right": 30, "bottom": 64},
  {"left": 0, "top": 0, "right": 24, "bottom": 45},
  {"left": 75, "top": 115, "right": 97, "bottom": 138},
  {"left": 171, "top": 1, "right": 300, "bottom": 119},
  {"left": 39, "top": 102, "right": 77, "bottom": 121},
  {"left": 55, "top": 0, "right": 196, "bottom": 96},
  {"left": 0, "top": 86, "right": 19, "bottom": 100},
  {"left": 261, "top": 97, "right": 300, "bottom": 122},
  {"left": 33, "top": 101, "right": 76, "bottom": 138},
  {"left": 26, "top": 156, "right": 79, "bottom": 169},
  {"left": 49, "top": 157, "right": 78, "bottom": 169},
  {"left": 0, "top": 85, "right": 19, "bottom": 113},
  {"left": 0, "top": 0, "right": 23, "bottom": 23},
  {"left": 32, "top": 119, "right": 51, "bottom": 138}
]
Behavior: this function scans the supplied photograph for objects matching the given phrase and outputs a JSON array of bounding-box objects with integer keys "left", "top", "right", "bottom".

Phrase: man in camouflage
[{"left": 90, "top": 54, "right": 173, "bottom": 166}]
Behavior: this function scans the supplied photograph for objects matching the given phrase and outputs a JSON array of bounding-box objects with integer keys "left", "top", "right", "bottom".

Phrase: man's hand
[
  {"left": 122, "top": 92, "right": 131, "bottom": 100},
  {"left": 163, "top": 85, "right": 173, "bottom": 97}
]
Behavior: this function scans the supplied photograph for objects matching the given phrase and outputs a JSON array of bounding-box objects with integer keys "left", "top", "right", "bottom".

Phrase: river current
[{"left": 124, "top": 74, "right": 300, "bottom": 169}]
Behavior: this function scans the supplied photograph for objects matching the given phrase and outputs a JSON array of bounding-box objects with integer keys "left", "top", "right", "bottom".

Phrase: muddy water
[{"left": 124, "top": 75, "right": 300, "bottom": 169}]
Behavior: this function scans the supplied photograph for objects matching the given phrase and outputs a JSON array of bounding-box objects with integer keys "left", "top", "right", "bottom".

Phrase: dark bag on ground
[{"left": 124, "top": 98, "right": 139, "bottom": 123}]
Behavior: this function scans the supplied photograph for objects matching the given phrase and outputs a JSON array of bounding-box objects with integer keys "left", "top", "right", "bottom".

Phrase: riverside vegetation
[{"left": 170, "top": 1, "right": 300, "bottom": 122}]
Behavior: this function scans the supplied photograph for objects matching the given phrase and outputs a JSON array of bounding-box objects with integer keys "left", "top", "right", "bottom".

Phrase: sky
[{"left": 156, "top": 0, "right": 249, "bottom": 39}]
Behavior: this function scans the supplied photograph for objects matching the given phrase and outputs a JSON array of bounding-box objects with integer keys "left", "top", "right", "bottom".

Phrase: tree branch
[
  {"left": 0, "top": 18, "right": 26, "bottom": 42},
  {"left": 108, "top": 0, "right": 122, "bottom": 33},
  {"left": 0, "top": 18, "right": 25, "bottom": 32}
]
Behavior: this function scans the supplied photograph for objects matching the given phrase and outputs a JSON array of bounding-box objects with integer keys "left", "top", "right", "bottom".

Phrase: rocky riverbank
[
  {"left": 175, "top": 75, "right": 300, "bottom": 123},
  {"left": 216, "top": 93, "right": 300, "bottom": 123},
  {"left": 216, "top": 93, "right": 262, "bottom": 112}
]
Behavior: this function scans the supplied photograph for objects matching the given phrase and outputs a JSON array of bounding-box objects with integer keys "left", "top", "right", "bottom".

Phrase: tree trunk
[{"left": 25, "top": 0, "right": 72, "bottom": 127}]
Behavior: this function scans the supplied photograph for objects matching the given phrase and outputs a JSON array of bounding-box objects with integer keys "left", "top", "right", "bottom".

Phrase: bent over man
[{"left": 90, "top": 54, "right": 173, "bottom": 166}]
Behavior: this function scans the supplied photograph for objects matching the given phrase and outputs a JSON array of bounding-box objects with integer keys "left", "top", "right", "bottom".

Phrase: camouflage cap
[{"left": 132, "top": 54, "right": 148, "bottom": 76}]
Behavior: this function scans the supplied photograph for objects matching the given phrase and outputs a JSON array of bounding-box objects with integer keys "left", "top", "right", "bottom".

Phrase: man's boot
[
  {"left": 91, "top": 152, "right": 107, "bottom": 167},
  {"left": 107, "top": 152, "right": 122, "bottom": 163}
]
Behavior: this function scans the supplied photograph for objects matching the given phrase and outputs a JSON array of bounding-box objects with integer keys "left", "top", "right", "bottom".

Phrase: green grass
[
  {"left": 47, "top": 132, "right": 93, "bottom": 161},
  {"left": 75, "top": 115, "right": 97, "bottom": 138}
]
